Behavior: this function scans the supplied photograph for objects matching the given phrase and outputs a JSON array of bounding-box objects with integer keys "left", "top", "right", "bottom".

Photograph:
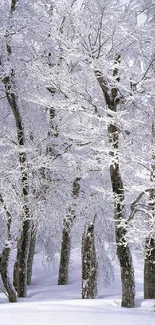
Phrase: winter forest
[{"left": 0, "top": 0, "right": 155, "bottom": 319}]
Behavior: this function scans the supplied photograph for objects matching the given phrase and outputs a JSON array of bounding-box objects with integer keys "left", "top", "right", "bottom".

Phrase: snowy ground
[{"left": 0, "top": 248, "right": 155, "bottom": 325}]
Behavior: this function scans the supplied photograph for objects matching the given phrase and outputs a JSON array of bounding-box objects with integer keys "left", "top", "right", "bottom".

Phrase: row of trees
[{"left": 0, "top": 0, "right": 154, "bottom": 307}]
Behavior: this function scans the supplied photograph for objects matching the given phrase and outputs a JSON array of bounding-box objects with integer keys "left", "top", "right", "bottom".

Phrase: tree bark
[
  {"left": 0, "top": 194, "right": 17, "bottom": 302},
  {"left": 95, "top": 55, "right": 135, "bottom": 307},
  {"left": 58, "top": 177, "right": 80, "bottom": 285},
  {"left": 17, "top": 219, "right": 31, "bottom": 297},
  {"left": 58, "top": 217, "right": 72, "bottom": 285},
  {"left": 4, "top": 84, "right": 31, "bottom": 297},
  {"left": 13, "top": 259, "right": 18, "bottom": 292},
  {"left": 116, "top": 227, "right": 135, "bottom": 307},
  {"left": 0, "top": 246, "right": 17, "bottom": 302},
  {"left": 13, "top": 219, "right": 31, "bottom": 297},
  {"left": 82, "top": 221, "right": 97, "bottom": 299},
  {"left": 144, "top": 121, "right": 155, "bottom": 298},
  {"left": 27, "top": 227, "right": 37, "bottom": 285},
  {"left": 1, "top": 0, "right": 31, "bottom": 296},
  {"left": 144, "top": 237, "right": 155, "bottom": 299}
]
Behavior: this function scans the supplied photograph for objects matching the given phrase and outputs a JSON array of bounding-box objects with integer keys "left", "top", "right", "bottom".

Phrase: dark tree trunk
[
  {"left": 95, "top": 55, "right": 135, "bottom": 307},
  {"left": 13, "top": 224, "right": 32, "bottom": 297},
  {"left": 27, "top": 228, "right": 37, "bottom": 285},
  {"left": 0, "top": 195, "right": 17, "bottom": 302},
  {"left": 58, "top": 177, "right": 81, "bottom": 285},
  {"left": 82, "top": 221, "right": 97, "bottom": 299},
  {"left": 2, "top": 69, "right": 31, "bottom": 298},
  {"left": 1, "top": 0, "right": 31, "bottom": 298},
  {"left": 58, "top": 218, "right": 72, "bottom": 285},
  {"left": 144, "top": 121, "right": 155, "bottom": 299},
  {"left": 144, "top": 238, "right": 155, "bottom": 299},
  {"left": 110, "top": 158, "right": 135, "bottom": 308},
  {"left": 0, "top": 246, "right": 17, "bottom": 302},
  {"left": 17, "top": 220, "right": 31, "bottom": 297},
  {"left": 116, "top": 227, "right": 135, "bottom": 307},
  {"left": 13, "top": 260, "right": 18, "bottom": 292}
]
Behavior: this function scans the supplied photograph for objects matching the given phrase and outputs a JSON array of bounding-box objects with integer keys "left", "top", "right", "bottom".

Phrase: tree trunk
[
  {"left": 0, "top": 246, "right": 17, "bottom": 302},
  {"left": 110, "top": 157, "right": 135, "bottom": 308},
  {"left": 1, "top": 0, "right": 31, "bottom": 298},
  {"left": 27, "top": 228, "right": 37, "bottom": 285},
  {"left": 0, "top": 194, "right": 17, "bottom": 302},
  {"left": 13, "top": 260, "right": 18, "bottom": 292},
  {"left": 144, "top": 238, "right": 155, "bottom": 299},
  {"left": 16, "top": 218, "right": 31, "bottom": 297},
  {"left": 3, "top": 87, "right": 31, "bottom": 298},
  {"left": 58, "top": 217, "right": 72, "bottom": 285},
  {"left": 58, "top": 177, "right": 81, "bottom": 285},
  {"left": 82, "top": 221, "right": 97, "bottom": 299},
  {"left": 144, "top": 121, "right": 155, "bottom": 299},
  {"left": 116, "top": 227, "right": 135, "bottom": 307},
  {"left": 95, "top": 55, "right": 135, "bottom": 307}
]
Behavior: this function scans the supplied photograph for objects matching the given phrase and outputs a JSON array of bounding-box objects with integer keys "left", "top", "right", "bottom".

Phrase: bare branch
[{"left": 126, "top": 189, "right": 151, "bottom": 224}]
